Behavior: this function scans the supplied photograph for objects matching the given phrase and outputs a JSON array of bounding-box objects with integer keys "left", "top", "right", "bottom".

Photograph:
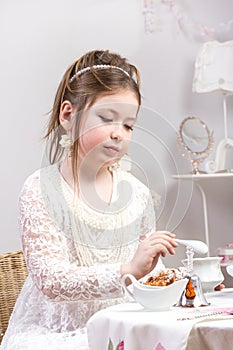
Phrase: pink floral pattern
[
  {"left": 108, "top": 339, "right": 124, "bottom": 350},
  {"left": 117, "top": 340, "right": 125, "bottom": 350},
  {"left": 155, "top": 342, "right": 166, "bottom": 350},
  {"left": 108, "top": 338, "right": 166, "bottom": 350}
]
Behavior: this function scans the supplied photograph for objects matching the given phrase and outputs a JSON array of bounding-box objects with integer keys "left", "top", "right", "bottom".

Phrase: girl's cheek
[{"left": 79, "top": 127, "right": 107, "bottom": 153}]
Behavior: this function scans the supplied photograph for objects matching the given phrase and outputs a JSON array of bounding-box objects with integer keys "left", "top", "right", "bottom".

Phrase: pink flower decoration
[
  {"left": 118, "top": 340, "right": 124, "bottom": 350},
  {"left": 155, "top": 342, "right": 166, "bottom": 350}
]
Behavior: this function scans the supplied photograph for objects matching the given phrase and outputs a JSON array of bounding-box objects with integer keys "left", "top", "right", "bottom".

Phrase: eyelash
[
  {"left": 99, "top": 116, "right": 112, "bottom": 123},
  {"left": 125, "top": 125, "right": 134, "bottom": 131},
  {"left": 99, "top": 116, "right": 134, "bottom": 131}
]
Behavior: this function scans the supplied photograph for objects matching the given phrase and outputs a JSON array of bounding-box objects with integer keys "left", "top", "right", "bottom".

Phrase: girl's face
[{"left": 77, "top": 90, "right": 139, "bottom": 168}]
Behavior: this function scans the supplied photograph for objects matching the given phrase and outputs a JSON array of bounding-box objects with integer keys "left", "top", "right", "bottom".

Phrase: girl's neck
[{"left": 59, "top": 156, "right": 114, "bottom": 210}]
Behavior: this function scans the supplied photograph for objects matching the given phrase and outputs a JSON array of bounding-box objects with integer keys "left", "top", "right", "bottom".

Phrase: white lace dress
[{"left": 0, "top": 164, "right": 164, "bottom": 350}]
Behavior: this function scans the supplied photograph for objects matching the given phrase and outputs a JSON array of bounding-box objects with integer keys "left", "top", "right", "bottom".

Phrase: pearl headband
[{"left": 69, "top": 64, "right": 130, "bottom": 83}]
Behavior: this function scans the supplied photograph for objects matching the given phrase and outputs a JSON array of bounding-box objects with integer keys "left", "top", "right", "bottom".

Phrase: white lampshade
[{"left": 193, "top": 40, "right": 233, "bottom": 93}]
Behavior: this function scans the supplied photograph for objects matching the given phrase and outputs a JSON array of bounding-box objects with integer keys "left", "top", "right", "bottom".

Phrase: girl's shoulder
[
  {"left": 21, "top": 169, "right": 40, "bottom": 191},
  {"left": 20, "top": 164, "right": 57, "bottom": 194}
]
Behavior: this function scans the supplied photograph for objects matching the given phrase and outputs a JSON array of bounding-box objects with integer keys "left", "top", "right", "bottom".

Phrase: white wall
[{"left": 1, "top": 1, "right": 233, "bottom": 278}]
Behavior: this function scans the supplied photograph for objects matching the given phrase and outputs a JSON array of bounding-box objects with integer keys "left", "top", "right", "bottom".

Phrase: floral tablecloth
[{"left": 87, "top": 289, "right": 233, "bottom": 350}]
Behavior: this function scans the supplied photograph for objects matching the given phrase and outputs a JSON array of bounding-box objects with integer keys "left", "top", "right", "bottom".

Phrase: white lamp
[{"left": 193, "top": 40, "right": 233, "bottom": 173}]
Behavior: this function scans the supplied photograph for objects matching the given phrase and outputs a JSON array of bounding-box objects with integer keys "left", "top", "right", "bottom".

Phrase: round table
[{"left": 87, "top": 289, "right": 233, "bottom": 350}]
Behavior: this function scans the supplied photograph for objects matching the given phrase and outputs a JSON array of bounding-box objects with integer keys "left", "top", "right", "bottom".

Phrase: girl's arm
[
  {"left": 19, "top": 176, "right": 123, "bottom": 302},
  {"left": 120, "top": 190, "right": 177, "bottom": 280}
]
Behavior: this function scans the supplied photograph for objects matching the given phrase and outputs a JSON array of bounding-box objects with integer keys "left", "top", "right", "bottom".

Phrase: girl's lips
[{"left": 104, "top": 145, "right": 120, "bottom": 154}]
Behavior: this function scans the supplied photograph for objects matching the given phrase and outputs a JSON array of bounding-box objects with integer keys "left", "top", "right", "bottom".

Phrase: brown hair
[{"left": 45, "top": 49, "right": 141, "bottom": 182}]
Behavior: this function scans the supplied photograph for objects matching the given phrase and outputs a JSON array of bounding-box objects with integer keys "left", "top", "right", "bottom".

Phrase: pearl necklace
[
  {"left": 56, "top": 163, "right": 139, "bottom": 267},
  {"left": 72, "top": 201, "right": 130, "bottom": 267},
  {"left": 67, "top": 169, "right": 134, "bottom": 267}
]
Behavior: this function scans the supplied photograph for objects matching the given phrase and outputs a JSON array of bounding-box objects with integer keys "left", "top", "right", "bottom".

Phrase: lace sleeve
[{"left": 19, "top": 173, "right": 123, "bottom": 302}]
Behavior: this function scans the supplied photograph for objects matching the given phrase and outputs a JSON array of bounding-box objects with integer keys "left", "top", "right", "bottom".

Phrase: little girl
[{"left": 1, "top": 50, "right": 177, "bottom": 349}]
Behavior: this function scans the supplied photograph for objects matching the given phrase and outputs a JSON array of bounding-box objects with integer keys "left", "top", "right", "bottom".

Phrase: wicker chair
[{"left": 0, "top": 250, "right": 28, "bottom": 344}]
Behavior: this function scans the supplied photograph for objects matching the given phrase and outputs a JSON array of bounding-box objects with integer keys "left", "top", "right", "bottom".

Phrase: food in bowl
[
  {"left": 144, "top": 268, "right": 185, "bottom": 287},
  {"left": 121, "top": 273, "right": 188, "bottom": 311}
]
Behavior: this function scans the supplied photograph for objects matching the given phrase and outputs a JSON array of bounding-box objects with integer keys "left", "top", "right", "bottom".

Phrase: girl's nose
[{"left": 110, "top": 123, "right": 123, "bottom": 140}]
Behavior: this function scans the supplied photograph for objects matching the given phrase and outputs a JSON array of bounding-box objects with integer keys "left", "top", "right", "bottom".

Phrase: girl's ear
[{"left": 59, "top": 100, "right": 76, "bottom": 130}]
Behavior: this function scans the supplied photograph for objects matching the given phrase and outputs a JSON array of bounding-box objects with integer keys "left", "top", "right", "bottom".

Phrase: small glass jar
[{"left": 217, "top": 244, "right": 233, "bottom": 266}]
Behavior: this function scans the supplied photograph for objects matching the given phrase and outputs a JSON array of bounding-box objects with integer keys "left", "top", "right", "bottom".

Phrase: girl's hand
[{"left": 121, "top": 231, "right": 178, "bottom": 280}]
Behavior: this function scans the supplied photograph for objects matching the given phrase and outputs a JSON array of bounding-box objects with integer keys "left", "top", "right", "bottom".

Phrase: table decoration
[
  {"left": 182, "top": 256, "right": 224, "bottom": 293},
  {"left": 177, "top": 246, "right": 209, "bottom": 307}
]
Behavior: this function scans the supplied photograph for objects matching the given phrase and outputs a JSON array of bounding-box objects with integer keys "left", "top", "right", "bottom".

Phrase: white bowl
[
  {"left": 226, "top": 264, "right": 233, "bottom": 277},
  {"left": 182, "top": 257, "right": 224, "bottom": 293},
  {"left": 121, "top": 274, "right": 188, "bottom": 311}
]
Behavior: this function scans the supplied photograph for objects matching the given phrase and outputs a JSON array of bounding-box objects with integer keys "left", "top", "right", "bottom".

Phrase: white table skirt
[{"left": 87, "top": 289, "right": 233, "bottom": 350}]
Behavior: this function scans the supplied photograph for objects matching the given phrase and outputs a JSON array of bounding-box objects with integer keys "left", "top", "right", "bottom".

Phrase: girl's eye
[
  {"left": 99, "top": 116, "right": 112, "bottom": 123},
  {"left": 125, "top": 124, "right": 134, "bottom": 131}
]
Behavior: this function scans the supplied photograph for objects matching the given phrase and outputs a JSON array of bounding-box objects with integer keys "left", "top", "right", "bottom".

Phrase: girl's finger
[{"left": 149, "top": 235, "right": 178, "bottom": 248}]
